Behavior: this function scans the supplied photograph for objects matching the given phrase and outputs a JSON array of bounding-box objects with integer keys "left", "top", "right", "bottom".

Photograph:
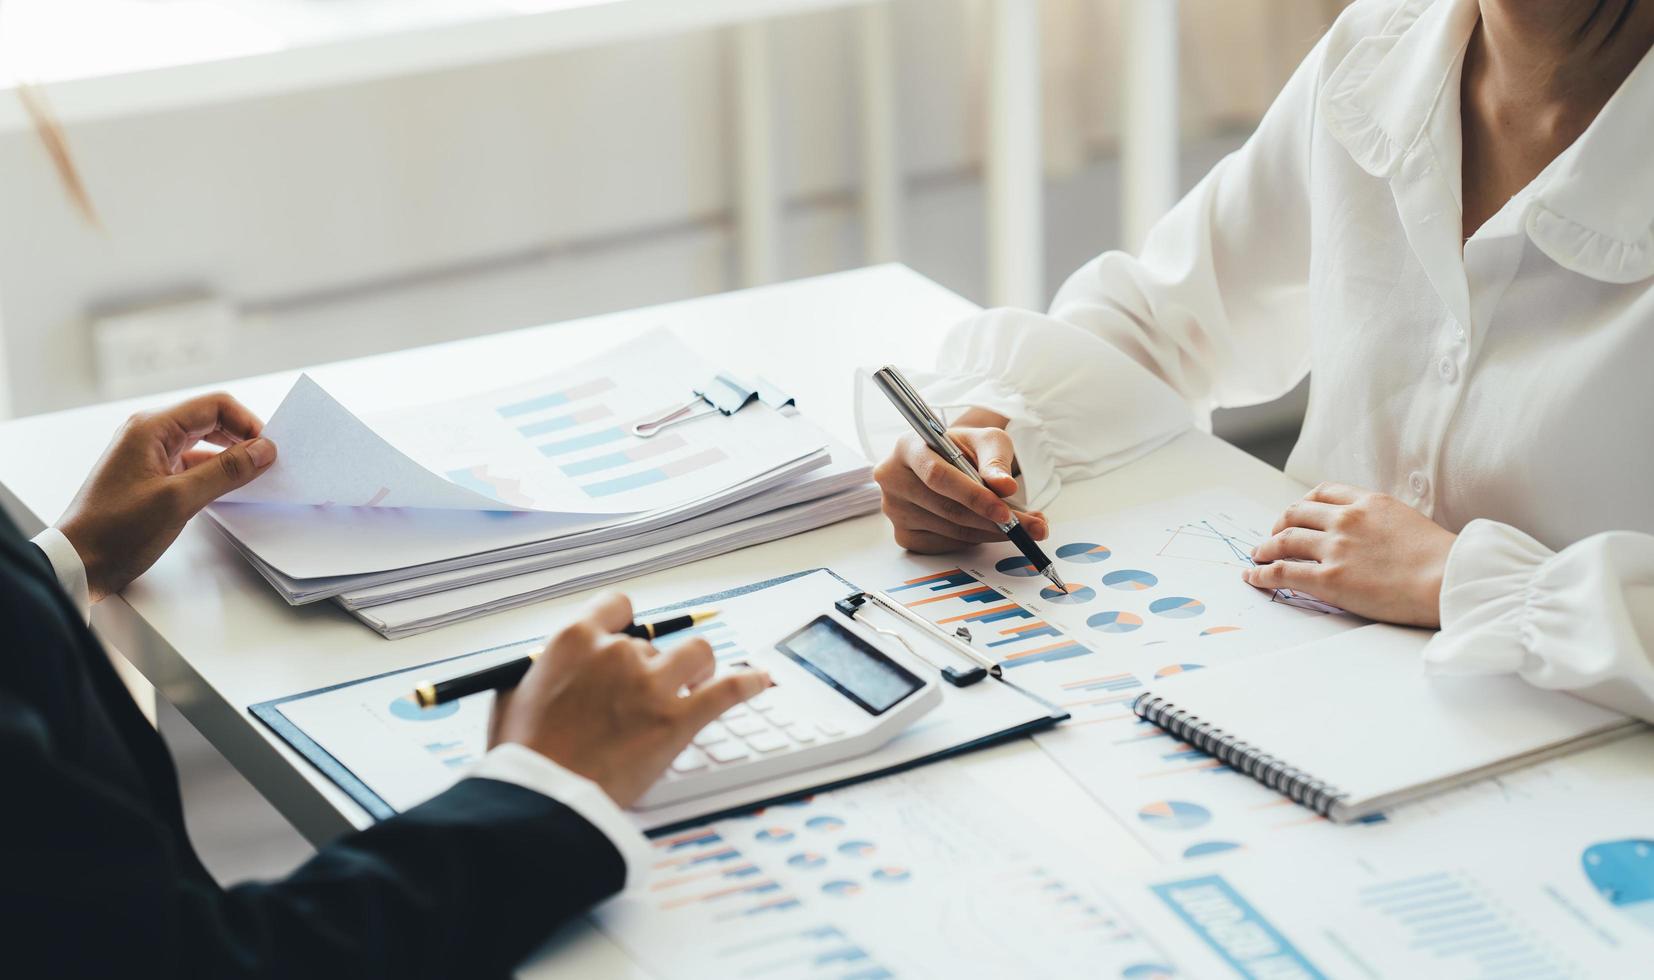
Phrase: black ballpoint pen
[
  {"left": 411, "top": 609, "right": 721, "bottom": 708},
  {"left": 870, "top": 366, "right": 1068, "bottom": 593}
]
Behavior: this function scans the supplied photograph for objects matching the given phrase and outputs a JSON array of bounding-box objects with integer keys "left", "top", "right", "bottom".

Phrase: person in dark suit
[{"left": 0, "top": 393, "right": 768, "bottom": 978}]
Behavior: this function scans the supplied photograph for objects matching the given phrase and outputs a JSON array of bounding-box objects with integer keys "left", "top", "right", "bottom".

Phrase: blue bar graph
[
  {"left": 888, "top": 569, "right": 977, "bottom": 594},
  {"left": 584, "top": 467, "right": 669, "bottom": 496},
  {"left": 989, "top": 623, "right": 1062, "bottom": 646},
  {"left": 538, "top": 426, "right": 627, "bottom": 456},
  {"left": 1000, "top": 640, "right": 1092, "bottom": 668},
  {"left": 1357, "top": 872, "right": 1566, "bottom": 979}
]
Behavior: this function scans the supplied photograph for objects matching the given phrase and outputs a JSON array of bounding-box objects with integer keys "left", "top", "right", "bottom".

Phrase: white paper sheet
[
  {"left": 594, "top": 768, "right": 1175, "bottom": 980},
  {"left": 344, "top": 486, "right": 880, "bottom": 638},
  {"left": 833, "top": 491, "right": 1373, "bottom": 864},
  {"left": 1110, "top": 766, "right": 1654, "bottom": 978},
  {"left": 222, "top": 374, "right": 509, "bottom": 511},
  {"left": 209, "top": 330, "right": 830, "bottom": 579}
]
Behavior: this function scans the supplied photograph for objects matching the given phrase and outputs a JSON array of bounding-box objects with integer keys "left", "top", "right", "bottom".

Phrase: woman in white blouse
[{"left": 872, "top": 0, "right": 1654, "bottom": 721}]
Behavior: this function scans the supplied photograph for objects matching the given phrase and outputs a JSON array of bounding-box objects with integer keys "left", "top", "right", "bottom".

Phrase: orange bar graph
[
  {"left": 938, "top": 603, "right": 1018, "bottom": 624},
  {"left": 906, "top": 585, "right": 994, "bottom": 607}
]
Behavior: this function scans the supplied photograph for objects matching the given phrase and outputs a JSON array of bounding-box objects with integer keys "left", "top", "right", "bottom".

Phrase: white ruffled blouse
[{"left": 876, "top": 0, "right": 1654, "bottom": 722}]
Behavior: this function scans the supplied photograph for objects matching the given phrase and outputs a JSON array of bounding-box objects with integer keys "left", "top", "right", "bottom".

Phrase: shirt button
[
  {"left": 1437, "top": 357, "right": 1458, "bottom": 383},
  {"left": 1409, "top": 471, "right": 1431, "bottom": 498}
]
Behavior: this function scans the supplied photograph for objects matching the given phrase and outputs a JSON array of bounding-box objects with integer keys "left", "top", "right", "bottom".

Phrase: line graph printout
[{"left": 594, "top": 768, "right": 1173, "bottom": 979}]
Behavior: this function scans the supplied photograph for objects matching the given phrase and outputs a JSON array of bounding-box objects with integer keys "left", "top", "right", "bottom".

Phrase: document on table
[
  {"left": 834, "top": 491, "right": 1369, "bottom": 861},
  {"left": 251, "top": 569, "right": 1062, "bottom": 829},
  {"left": 1109, "top": 749, "right": 1654, "bottom": 978},
  {"left": 209, "top": 328, "right": 830, "bottom": 580},
  {"left": 593, "top": 767, "right": 1177, "bottom": 980}
]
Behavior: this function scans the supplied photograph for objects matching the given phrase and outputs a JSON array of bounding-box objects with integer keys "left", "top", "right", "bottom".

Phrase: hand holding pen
[{"left": 870, "top": 368, "right": 1067, "bottom": 592}]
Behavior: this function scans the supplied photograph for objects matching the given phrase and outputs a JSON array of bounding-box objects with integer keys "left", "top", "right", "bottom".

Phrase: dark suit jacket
[{"left": 0, "top": 511, "right": 625, "bottom": 978}]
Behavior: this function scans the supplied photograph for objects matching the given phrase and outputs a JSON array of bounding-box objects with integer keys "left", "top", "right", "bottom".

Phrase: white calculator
[{"left": 634, "top": 613, "right": 943, "bottom": 810}]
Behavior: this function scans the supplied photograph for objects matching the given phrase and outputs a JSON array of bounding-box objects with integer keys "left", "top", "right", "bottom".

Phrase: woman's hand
[
  {"left": 872, "top": 408, "right": 1047, "bottom": 553},
  {"left": 489, "top": 593, "right": 769, "bottom": 807},
  {"left": 1243, "top": 482, "right": 1456, "bottom": 627},
  {"left": 57, "top": 393, "right": 277, "bottom": 602}
]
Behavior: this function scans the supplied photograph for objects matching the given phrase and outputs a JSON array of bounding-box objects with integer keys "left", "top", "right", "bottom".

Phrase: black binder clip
[{"left": 836, "top": 592, "right": 990, "bottom": 688}]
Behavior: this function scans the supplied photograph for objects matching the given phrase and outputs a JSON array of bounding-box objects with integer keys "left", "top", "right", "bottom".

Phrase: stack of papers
[{"left": 209, "top": 331, "right": 878, "bottom": 637}]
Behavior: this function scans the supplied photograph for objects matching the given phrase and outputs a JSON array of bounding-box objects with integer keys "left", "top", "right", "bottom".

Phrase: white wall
[{"left": 0, "top": 0, "right": 1342, "bottom": 419}]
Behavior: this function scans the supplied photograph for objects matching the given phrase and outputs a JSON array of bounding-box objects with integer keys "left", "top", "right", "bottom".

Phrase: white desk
[{"left": 0, "top": 263, "right": 1304, "bottom": 975}]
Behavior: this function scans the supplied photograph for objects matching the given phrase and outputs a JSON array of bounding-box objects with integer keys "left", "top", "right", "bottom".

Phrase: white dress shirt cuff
[
  {"left": 469, "top": 743, "right": 652, "bottom": 893},
  {"left": 1423, "top": 518, "right": 1549, "bottom": 676},
  {"left": 31, "top": 526, "right": 92, "bottom": 624}
]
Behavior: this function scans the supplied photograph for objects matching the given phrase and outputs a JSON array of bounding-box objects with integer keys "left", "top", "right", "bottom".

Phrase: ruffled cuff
[{"left": 1422, "top": 519, "right": 1551, "bottom": 676}]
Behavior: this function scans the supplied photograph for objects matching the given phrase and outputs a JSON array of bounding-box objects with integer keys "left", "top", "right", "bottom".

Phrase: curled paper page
[{"left": 220, "top": 375, "right": 510, "bottom": 510}]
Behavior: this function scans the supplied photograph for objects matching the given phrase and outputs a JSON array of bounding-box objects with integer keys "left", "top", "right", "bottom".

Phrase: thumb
[
  {"left": 174, "top": 437, "right": 277, "bottom": 511},
  {"left": 960, "top": 428, "right": 1018, "bottom": 498}
]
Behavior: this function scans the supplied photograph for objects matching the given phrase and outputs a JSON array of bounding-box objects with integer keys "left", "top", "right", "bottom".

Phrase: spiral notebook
[{"left": 1132, "top": 624, "right": 1642, "bottom": 822}]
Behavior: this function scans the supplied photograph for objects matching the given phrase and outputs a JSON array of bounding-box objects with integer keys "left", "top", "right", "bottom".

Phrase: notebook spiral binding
[{"left": 1132, "top": 694, "right": 1348, "bottom": 817}]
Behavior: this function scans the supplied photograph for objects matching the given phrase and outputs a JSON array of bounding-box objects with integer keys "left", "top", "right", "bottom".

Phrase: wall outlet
[{"left": 92, "top": 295, "right": 240, "bottom": 399}]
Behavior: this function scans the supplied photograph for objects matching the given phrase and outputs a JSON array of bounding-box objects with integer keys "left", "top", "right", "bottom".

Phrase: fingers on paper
[
  {"left": 1252, "top": 527, "right": 1326, "bottom": 565},
  {"left": 1243, "top": 557, "right": 1325, "bottom": 593}
]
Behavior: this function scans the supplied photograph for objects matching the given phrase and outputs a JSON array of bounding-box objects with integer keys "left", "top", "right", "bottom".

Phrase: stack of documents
[{"left": 209, "top": 330, "right": 878, "bottom": 637}]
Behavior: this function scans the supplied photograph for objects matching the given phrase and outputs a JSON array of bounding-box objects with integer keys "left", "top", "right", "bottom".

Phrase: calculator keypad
[{"left": 666, "top": 695, "right": 846, "bottom": 781}]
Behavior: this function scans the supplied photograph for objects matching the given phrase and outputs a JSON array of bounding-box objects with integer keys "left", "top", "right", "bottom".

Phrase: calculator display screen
[{"left": 776, "top": 616, "right": 924, "bottom": 716}]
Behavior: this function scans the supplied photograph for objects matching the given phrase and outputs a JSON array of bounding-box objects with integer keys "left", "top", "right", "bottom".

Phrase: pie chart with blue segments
[
  {"left": 787, "top": 851, "right": 827, "bottom": 869},
  {"left": 806, "top": 815, "right": 846, "bottom": 833},
  {"left": 821, "top": 879, "right": 862, "bottom": 897},
  {"left": 1149, "top": 596, "right": 1205, "bottom": 619},
  {"left": 1156, "top": 663, "right": 1205, "bottom": 678},
  {"left": 388, "top": 695, "right": 458, "bottom": 722},
  {"left": 995, "top": 556, "right": 1043, "bottom": 577},
  {"left": 1089, "top": 611, "right": 1144, "bottom": 634},
  {"left": 838, "top": 840, "right": 876, "bottom": 858},
  {"left": 1041, "top": 584, "right": 1096, "bottom": 604},
  {"left": 1184, "top": 841, "right": 1243, "bottom": 859},
  {"left": 1121, "top": 964, "right": 1177, "bottom": 980},
  {"left": 1138, "top": 800, "right": 1211, "bottom": 831},
  {"left": 1583, "top": 839, "right": 1654, "bottom": 932},
  {"left": 755, "top": 826, "right": 796, "bottom": 844},
  {"left": 1103, "top": 569, "right": 1159, "bottom": 591},
  {"left": 872, "top": 866, "right": 911, "bottom": 883},
  {"left": 1056, "top": 542, "right": 1112, "bottom": 563}
]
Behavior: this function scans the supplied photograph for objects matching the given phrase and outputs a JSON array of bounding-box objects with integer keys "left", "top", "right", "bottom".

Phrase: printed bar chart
[
  {"left": 494, "top": 377, "right": 618, "bottom": 418},
  {"left": 516, "top": 404, "right": 613, "bottom": 437},
  {"left": 558, "top": 434, "right": 687, "bottom": 477},
  {"left": 884, "top": 567, "right": 1099, "bottom": 671},
  {"left": 1356, "top": 872, "right": 1565, "bottom": 979}
]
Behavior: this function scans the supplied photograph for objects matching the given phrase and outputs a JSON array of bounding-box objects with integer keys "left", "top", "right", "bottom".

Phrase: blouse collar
[{"left": 1321, "top": 0, "right": 1654, "bottom": 284}]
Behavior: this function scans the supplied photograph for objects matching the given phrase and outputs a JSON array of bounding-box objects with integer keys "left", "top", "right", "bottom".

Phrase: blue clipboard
[{"left": 250, "top": 568, "right": 1068, "bottom": 836}]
